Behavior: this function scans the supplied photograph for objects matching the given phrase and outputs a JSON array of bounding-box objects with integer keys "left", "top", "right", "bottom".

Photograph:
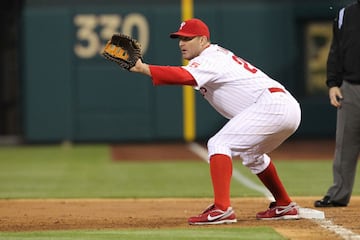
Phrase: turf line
[
  {"left": 316, "top": 219, "right": 360, "bottom": 240},
  {"left": 187, "top": 142, "right": 360, "bottom": 240}
]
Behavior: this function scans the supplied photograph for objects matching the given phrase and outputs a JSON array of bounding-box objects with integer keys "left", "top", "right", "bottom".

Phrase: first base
[{"left": 299, "top": 207, "right": 325, "bottom": 219}]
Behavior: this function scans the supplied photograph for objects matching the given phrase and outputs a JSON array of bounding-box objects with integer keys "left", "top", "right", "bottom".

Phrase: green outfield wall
[{"left": 22, "top": 0, "right": 351, "bottom": 142}]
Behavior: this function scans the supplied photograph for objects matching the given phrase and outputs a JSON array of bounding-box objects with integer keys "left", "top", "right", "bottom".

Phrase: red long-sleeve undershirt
[{"left": 149, "top": 65, "right": 197, "bottom": 86}]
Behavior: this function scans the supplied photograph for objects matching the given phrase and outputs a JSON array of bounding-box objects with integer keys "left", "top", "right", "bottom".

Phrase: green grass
[
  {"left": 234, "top": 159, "right": 360, "bottom": 197},
  {"left": 1, "top": 144, "right": 354, "bottom": 198},
  {"left": 1, "top": 144, "right": 359, "bottom": 239},
  {"left": 0, "top": 144, "right": 215, "bottom": 198},
  {"left": 0, "top": 227, "right": 285, "bottom": 240},
  {"left": 0, "top": 144, "right": 261, "bottom": 198}
]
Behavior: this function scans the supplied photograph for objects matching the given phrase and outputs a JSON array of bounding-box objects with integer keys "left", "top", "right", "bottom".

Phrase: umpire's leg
[{"left": 327, "top": 81, "right": 360, "bottom": 205}]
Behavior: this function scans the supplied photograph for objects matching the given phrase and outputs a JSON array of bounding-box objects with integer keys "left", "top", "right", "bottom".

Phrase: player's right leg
[
  {"left": 188, "top": 204, "right": 237, "bottom": 225},
  {"left": 188, "top": 153, "right": 237, "bottom": 225}
]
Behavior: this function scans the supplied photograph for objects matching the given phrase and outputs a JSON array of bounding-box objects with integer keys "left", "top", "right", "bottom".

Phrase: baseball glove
[{"left": 102, "top": 33, "right": 142, "bottom": 70}]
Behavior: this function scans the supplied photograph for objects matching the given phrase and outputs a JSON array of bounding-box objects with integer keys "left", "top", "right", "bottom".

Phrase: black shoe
[{"left": 314, "top": 196, "right": 347, "bottom": 207}]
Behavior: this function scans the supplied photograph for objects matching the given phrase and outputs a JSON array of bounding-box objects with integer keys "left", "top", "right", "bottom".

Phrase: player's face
[{"left": 178, "top": 36, "right": 206, "bottom": 60}]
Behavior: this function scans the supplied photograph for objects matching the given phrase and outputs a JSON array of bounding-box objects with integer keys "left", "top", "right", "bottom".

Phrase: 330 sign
[{"left": 73, "top": 13, "right": 149, "bottom": 59}]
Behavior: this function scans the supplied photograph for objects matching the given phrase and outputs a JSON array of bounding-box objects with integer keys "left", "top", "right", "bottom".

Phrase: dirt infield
[
  {"left": 1, "top": 139, "right": 359, "bottom": 239},
  {"left": 1, "top": 197, "right": 360, "bottom": 239}
]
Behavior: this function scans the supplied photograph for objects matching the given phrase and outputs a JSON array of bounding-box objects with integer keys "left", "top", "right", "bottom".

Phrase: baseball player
[{"left": 130, "top": 18, "right": 301, "bottom": 224}]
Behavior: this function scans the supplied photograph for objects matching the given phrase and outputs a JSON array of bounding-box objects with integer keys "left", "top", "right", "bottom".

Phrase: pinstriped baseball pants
[{"left": 207, "top": 89, "right": 301, "bottom": 174}]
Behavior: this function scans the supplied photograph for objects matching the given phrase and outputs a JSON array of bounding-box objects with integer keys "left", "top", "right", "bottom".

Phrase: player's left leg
[
  {"left": 251, "top": 91, "right": 301, "bottom": 219},
  {"left": 255, "top": 159, "right": 299, "bottom": 220}
]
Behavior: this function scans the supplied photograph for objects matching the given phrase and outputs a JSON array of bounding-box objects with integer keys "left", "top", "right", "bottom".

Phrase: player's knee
[
  {"left": 207, "top": 137, "right": 232, "bottom": 157},
  {"left": 242, "top": 154, "right": 270, "bottom": 174},
  {"left": 207, "top": 136, "right": 215, "bottom": 148}
]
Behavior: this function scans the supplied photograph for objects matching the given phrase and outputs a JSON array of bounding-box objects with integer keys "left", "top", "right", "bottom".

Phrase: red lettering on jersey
[
  {"left": 189, "top": 62, "right": 200, "bottom": 68},
  {"left": 232, "top": 55, "right": 258, "bottom": 74}
]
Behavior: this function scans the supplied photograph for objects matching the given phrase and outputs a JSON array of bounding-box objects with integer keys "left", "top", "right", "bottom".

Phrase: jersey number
[{"left": 232, "top": 55, "right": 258, "bottom": 73}]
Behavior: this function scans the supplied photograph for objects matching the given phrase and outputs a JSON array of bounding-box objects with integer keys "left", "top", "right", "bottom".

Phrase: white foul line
[
  {"left": 316, "top": 219, "right": 360, "bottom": 240},
  {"left": 187, "top": 142, "right": 360, "bottom": 240}
]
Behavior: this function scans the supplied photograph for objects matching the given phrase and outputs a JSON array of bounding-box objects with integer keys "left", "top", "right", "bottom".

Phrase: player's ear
[{"left": 200, "top": 36, "right": 208, "bottom": 45}]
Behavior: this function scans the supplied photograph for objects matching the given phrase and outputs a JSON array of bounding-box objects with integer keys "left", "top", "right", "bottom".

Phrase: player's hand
[
  {"left": 130, "top": 58, "right": 143, "bottom": 72},
  {"left": 329, "top": 87, "right": 343, "bottom": 108},
  {"left": 130, "top": 59, "right": 151, "bottom": 76}
]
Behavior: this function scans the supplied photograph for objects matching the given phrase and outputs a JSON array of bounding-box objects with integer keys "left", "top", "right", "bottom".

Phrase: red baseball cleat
[
  {"left": 256, "top": 202, "right": 300, "bottom": 220},
  {"left": 188, "top": 204, "right": 237, "bottom": 225}
]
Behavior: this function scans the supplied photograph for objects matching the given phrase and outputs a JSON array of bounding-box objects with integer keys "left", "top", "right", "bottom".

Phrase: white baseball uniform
[{"left": 183, "top": 44, "right": 301, "bottom": 174}]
